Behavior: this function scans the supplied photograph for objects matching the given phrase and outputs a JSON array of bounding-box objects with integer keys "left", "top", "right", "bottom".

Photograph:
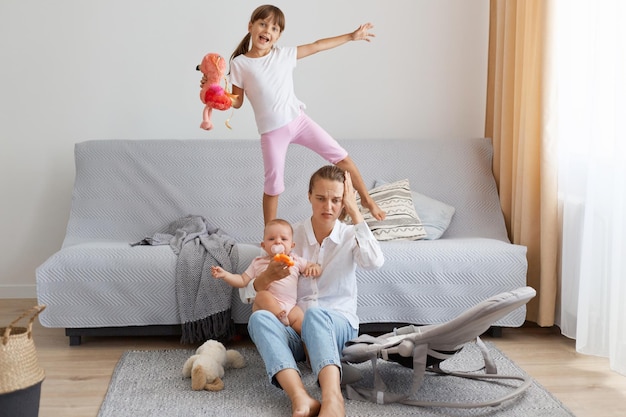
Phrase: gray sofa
[{"left": 36, "top": 138, "right": 528, "bottom": 345}]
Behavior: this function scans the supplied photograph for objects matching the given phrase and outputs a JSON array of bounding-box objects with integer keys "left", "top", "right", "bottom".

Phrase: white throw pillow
[
  {"left": 375, "top": 179, "right": 455, "bottom": 240},
  {"left": 347, "top": 179, "right": 427, "bottom": 241}
]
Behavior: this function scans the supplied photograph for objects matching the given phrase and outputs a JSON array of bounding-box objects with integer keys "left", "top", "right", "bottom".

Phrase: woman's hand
[
  {"left": 254, "top": 258, "right": 291, "bottom": 291},
  {"left": 343, "top": 171, "right": 365, "bottom": 224}
]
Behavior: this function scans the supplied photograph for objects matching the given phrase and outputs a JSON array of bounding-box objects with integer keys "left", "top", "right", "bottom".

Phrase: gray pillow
[{"left": 375, "top": 179, "right": 455, "bottom": 240}]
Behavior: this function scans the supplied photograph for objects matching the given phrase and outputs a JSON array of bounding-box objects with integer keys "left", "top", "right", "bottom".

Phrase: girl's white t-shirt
[{"left": 230, "top": 46, "right": 305, "bottom": 134}]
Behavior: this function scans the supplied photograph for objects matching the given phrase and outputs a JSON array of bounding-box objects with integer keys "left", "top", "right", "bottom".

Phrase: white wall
[{"left": 0, "top": 0, "right": 489, "bottom": 298}]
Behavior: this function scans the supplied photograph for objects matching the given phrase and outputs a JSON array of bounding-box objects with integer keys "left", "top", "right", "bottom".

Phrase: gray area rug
[{"left": 98, "top": 341, "right": 575, "bottom": 417}]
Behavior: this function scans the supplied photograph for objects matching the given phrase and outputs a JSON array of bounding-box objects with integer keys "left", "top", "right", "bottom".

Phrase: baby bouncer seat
[{"left": 341, "top": 286, "right": 536, "bottom": 409}]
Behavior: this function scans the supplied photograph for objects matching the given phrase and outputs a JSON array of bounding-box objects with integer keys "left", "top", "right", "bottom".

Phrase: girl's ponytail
[{"left": 230, "top": 33, "right": 251, "bottom": 62}]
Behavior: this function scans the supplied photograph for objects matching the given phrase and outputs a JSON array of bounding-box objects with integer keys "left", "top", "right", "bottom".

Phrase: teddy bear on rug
[{"left": 182, "top": 339, "right": 246, "bottom": 391}]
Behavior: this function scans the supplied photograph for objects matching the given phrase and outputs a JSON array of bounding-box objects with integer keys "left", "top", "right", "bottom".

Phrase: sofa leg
[
  {"left": 65, "top": 329, "right": 83, "bottom": 346},
  {"left": 68, "top": 335, "right": 82, "bottom": 346}
]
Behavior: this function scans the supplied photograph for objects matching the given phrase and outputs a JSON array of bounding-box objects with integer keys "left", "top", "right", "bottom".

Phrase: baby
[{"left": 211, "top": 218, "right": 320, "bottom": 334}]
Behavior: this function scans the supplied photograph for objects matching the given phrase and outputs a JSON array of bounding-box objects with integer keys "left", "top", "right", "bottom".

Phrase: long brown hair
[
  {"left": 230, "top": 5, "right": 286, "bottom": 62},
  {"left": 308, "top": 165, "right": 346, "bottom": 194}
]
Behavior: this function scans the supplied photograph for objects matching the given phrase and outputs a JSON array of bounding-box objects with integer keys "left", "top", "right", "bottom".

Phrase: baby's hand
[
  {"left": 211, "top": 265, "right": 225, "bottom": 279},
  {"left": 303, "top": 263, "right": 322, "bottom": 278}
]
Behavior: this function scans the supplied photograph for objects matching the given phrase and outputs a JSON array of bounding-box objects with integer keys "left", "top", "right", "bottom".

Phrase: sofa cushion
[
  {"left": 36, "top": 241, "right": 262, "bottom": 327},
  {"left": 375, "top": 180, "right": 456, "bottom": 240},
  {"left": 349, "top": 179, "right": 427, "bottom": 241}
]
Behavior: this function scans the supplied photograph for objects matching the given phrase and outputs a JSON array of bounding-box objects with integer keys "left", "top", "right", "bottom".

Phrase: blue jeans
[{"left": 247, "top": 307, "right": 358, "bottom": 387}]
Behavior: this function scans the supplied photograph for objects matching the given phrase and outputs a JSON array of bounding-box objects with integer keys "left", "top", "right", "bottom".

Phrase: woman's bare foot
[
  {"left": 317, "top": 365, "right": 346, "bottom": 417},
  {"left": 362, "top": 198, "right": 386, "bottom": 221},
  {"left": 319, "top": 390, "right": 345, "bottom": 417},
  {"left": 292, "top": 392, "right": 321, "bottom": 417},
  {"left": 276, "top": 369, "right": 320, "bottom": 417}
]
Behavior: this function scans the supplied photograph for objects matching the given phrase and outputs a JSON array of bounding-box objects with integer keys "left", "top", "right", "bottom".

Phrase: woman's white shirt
[{"left": 240, "top": 219, "right": 384, "bottom": 329}]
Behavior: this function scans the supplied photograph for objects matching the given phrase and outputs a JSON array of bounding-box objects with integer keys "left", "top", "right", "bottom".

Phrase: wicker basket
[{"left": 0, "top": 305, "right": 46, "bottom": 399}]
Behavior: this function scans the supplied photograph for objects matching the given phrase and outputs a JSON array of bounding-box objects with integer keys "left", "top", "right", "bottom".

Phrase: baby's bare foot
[{"left": 278, "top": 311, "right": 290, "bottom": 326}]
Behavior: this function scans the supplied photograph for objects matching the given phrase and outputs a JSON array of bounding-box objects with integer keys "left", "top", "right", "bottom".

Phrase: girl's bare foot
[
  {"left": 362, "top": 198, "right": 386, "bottom": 221},
  {"left": 292, "top": 392, "right": 321, "bottom": 417}
]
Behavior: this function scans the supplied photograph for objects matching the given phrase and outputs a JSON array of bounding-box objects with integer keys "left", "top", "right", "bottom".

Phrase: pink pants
[{"left": 261, "top": 112, "right": 348, "bottom": 196}]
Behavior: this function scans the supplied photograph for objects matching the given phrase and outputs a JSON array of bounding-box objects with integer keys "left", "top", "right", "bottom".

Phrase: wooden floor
[{"left": 2, "top": 299, "right": 625, "bottom": 417}]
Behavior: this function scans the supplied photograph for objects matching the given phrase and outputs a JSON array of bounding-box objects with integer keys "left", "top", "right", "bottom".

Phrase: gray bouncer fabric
[{"left": 341, "top": 286, "right": 536, "bottom": 408}]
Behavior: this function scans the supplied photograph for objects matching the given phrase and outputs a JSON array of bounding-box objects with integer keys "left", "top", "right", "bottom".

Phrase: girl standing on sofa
[{"left": 225, "top": 4, "right": 385, "bottom": 224}]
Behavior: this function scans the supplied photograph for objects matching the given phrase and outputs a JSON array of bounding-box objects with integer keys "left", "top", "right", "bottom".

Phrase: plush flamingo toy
[{"left": 196, "top": 53, "right": 237, "bottom": 130}]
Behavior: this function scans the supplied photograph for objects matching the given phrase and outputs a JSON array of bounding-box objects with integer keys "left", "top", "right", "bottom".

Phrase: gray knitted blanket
[{"left": 132, "top": 215, "right": 238, "bottom": 344}]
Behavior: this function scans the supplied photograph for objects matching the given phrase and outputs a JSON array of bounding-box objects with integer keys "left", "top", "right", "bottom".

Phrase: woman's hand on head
[{"left": 343, "top": 171, "right": 364, "bottom": 224}]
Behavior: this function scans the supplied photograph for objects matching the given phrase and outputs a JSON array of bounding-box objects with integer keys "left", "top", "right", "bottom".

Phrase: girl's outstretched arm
[{"left": 297, "top": 23, "right": 374, "bottom": 59}]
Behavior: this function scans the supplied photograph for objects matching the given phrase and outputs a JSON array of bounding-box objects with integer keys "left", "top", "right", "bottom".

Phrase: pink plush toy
[{"left": 196, "top": 53, "right": 237, "bottom": 130}]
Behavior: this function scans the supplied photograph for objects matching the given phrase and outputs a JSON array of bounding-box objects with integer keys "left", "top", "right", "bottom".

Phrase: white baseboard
[{"left": 0, "top": 284, "right": 37, "bottom": 299}]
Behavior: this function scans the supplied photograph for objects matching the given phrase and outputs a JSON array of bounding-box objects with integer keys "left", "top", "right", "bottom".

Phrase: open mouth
[{"left": 259, "top": 35, "right": 270, "bottom": 44}]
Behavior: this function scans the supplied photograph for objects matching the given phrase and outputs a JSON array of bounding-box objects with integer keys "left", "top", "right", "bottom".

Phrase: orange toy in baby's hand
[{"left": 273, "top": 253, "right": 295, "bottom": 267}]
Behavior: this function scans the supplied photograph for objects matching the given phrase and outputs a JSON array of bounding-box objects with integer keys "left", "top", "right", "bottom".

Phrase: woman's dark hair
[
  {"left": 230, "top": 5, "right": 286, "bottom": 62},
  {"left": 309, "top": 165, "right": 346, "bottom": 194}
]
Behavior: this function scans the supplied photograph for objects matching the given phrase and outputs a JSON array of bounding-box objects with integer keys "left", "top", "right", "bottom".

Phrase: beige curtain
[{"left": 485, "top": 0, "right": 558, "bottom": 326}]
